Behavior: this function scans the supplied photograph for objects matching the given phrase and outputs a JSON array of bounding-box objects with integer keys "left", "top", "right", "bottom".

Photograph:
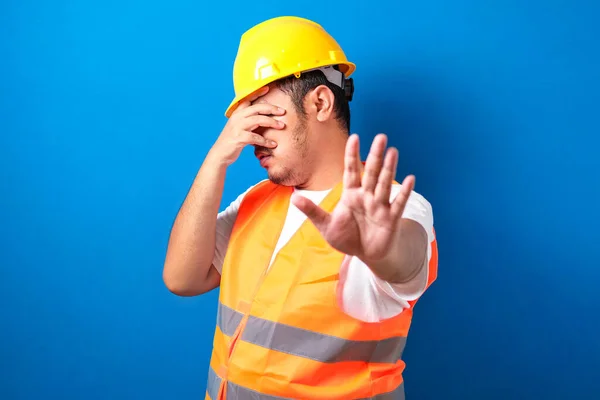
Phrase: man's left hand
[{"left": 292, "top": 133, "right": 417, "bottom": 270}]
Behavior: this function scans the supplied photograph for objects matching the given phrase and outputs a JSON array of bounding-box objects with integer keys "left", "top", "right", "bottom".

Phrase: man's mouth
[
  {"left": 254, "top": 146, "right": 272, "bottom": 159},
  {"left": 255, "top": 152, "right": 272, "bottom": 167}
]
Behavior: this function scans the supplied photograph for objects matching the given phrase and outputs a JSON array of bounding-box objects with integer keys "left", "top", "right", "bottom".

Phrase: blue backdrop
[{"left": 1, "top": 1, "right": 599, "bottom": 399}]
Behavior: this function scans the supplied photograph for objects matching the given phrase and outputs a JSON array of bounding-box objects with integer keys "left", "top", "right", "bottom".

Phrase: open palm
[{"left": 291, "top": 133, "right": 415, "bottom": 264}]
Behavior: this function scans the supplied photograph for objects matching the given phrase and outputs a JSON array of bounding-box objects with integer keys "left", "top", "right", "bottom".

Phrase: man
[{"left": 163, "top": 16, "right": 438, "bottom": 400}]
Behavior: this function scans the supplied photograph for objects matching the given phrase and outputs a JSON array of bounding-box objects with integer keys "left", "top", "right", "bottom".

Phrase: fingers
[
  {"left": 390, "top": 175, "right": 415, "bottom": 219},
  {"left": 236, "top": 86, "right": 270, "bottom": 111},
  {"left": 343, "top": 134, "right": 362, "bottom": 189},
  {"left": 291, "top": 193, "right": 331, "bottom": 234},
  {"left": 361, "top": 134, "right": 387, "bottom": 193},
  {"left": 240, "top": 102, "right": 286, "bottom": 117},
  {"left": 235, "top": 87, "right": 288, "bottom": 118},
  {"left": 374, "top": 146, "right": 399, "bottom": 203},
  {"left": 242, "top": 115, "right": 285, "bottom": 132},
  {"left": 243, "top": 131, "right": 278, "bottom": 148},
  {"left": 246, "top": 86, "right": 270, "bottom": 103}
]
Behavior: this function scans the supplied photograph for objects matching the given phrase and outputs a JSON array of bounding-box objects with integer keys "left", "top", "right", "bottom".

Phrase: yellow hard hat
[{"left": 225, "top": 16, "right": 356, "bottom": 117}]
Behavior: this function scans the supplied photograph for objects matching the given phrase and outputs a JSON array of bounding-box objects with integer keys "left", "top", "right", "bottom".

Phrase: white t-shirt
[{"left": 212, "top": 181, "right": 435, "bottom": 323}]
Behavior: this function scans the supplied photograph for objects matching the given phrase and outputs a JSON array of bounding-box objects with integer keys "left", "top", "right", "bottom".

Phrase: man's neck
[
  {"left": 296, "top": 162, "right": 345, "bottom": 191},
  {"left": 295, "top": 131, "right": 356, "bottom": 191}
]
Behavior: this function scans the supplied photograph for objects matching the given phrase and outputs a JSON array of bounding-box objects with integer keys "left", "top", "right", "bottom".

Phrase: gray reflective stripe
[
  {"left": 206, "top": 365, "right": 289, "bottom": 400},
  {"left": 217, "top": 303, "right": 406, "bottom": 364},
  {"left": 242, "top": 315, "right": 406, "bottom": 363},
  {"left": 206, "top": 365, "right": 221, "bottom": 400},
  {"left": 226, "top": 379, "right": 289, "bottom": 400},
  {"left": 207, "top": 366, "right": 404, "bottom": 400},
  {"left": 217, "top": 302, "right": 244, "bottom": 336}
]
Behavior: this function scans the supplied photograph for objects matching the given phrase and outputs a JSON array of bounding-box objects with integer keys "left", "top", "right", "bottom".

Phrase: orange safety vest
[{"left": 205, "top": 180, "right": 438, "bottom": 400}]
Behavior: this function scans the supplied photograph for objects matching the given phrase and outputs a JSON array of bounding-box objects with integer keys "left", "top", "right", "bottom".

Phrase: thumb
[{"left": 291, "top": 193, "right": 331, "bottom": 232}]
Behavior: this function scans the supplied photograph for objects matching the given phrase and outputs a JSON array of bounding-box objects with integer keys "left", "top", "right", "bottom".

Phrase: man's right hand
[{"left": 210, "top": 86, "right": 286, "bottom": 166}]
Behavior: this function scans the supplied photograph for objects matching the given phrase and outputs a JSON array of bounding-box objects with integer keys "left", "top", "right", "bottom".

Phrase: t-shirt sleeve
[{"left": 337, "top": 184, "right": 436, "bottom": 322}]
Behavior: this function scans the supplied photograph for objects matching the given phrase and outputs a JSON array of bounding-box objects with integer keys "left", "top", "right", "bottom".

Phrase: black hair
[{"left": 273, "top": 67, "right": 351, "bottom": 132}]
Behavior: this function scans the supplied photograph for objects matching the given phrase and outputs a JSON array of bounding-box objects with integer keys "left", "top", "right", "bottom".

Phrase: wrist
[
  {"left": 361, "top": 224, "right": 428, "bottom": 284},
  {"left": 205, "top": 146, "right": 233, "bottom": 169},
  {"left": 359, "top": 252, "right": 398, "bottom": 282}
]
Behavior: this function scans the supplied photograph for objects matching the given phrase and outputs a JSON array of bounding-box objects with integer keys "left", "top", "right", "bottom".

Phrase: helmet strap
[{"left": 298, "top": 65, "right": 354, "bottom": 102}]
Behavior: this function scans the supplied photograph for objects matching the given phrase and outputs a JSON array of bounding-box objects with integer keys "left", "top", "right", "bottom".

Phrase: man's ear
[{"left": 305, "top": 85, "right": 335, "bottom": 122}]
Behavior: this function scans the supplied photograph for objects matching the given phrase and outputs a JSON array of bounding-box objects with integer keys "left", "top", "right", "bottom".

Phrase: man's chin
[
  {"left": 267, "top": 174, "right": 285, "bottom": 185},
  {"left": 267, "top": 170, "right": 296, "bottom": 187}
]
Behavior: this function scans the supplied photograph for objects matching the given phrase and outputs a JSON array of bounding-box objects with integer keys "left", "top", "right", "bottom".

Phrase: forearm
[
  {"left": 362, "top": 219, "right": 428, "bottom": 284},
  {"left": 163, "top": 150, "right": 228, "bottom": 295}
]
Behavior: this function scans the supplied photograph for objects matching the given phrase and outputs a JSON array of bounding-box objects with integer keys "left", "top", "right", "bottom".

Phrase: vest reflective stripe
[
  {"left": 206, "top": 365, "right": 220, "bottom": 400},
  {"left": 218, "top": 302, "right": 244, "bottom": 337},
  {"left": 207, "top": 365, "right": 406, "bottom": 400},
  {"left": 218, "top": 302, "right": 406, "bottom": 364}
]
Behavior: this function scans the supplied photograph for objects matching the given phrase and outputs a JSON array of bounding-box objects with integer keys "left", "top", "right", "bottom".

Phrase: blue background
[{"left": 1, "top": 0, "right": 599, "bottom": 399}]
